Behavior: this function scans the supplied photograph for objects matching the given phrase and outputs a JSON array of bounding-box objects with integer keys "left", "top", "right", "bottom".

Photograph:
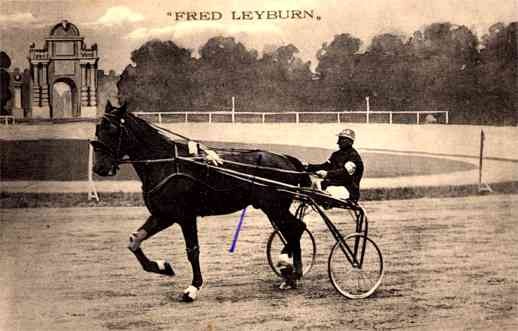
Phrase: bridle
[
  {"left": 91, "top": 114, "right": 179, "bottom": 170},
  {"left": 90, "top": 115, "right": 130, "bottom": 174}
]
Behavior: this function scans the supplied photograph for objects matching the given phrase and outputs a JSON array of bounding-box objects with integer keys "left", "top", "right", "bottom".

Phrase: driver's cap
[{"left": 337, "top": 128, "right": 355, "bottom": 141}]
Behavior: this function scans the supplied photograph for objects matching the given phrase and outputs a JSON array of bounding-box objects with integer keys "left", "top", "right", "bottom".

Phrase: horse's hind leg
[
  {"left": 179, "top": 216, "right": 202, "bottom": 302},
  {"left": 281, "top": 208, "right": 305, "bottom": 280},
  {"left": 264, "top": 206, "right": 306, "bottom": 286},
  {"left": 128, "top": 215, "right": 176, "bottom": 276}
]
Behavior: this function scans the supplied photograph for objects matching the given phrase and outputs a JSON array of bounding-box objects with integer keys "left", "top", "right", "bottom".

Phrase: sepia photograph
[{"left": 1, "top": 0, "right": 517, "bottom": 330}]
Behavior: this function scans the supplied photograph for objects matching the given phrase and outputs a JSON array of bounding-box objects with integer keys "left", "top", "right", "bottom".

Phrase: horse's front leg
[
  {"left": 128, "top": 215, "right": 176, "bottom": 276},
  {"left": 180, "top": 217, "right": 203, "bottom": 302}
]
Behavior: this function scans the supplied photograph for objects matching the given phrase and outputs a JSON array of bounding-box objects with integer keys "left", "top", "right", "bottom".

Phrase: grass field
[{"left": 0, "top": 139, "right": 474, "bottom": 181}]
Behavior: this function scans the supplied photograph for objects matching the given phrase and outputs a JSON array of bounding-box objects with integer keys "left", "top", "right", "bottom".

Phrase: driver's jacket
[{"left": 306, "top": 146, "right": 364, "bottom": 201}]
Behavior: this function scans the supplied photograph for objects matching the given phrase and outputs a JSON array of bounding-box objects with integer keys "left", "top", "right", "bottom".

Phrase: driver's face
[{"left": 337, "top": 137, "right": 353, "bottom": 149}]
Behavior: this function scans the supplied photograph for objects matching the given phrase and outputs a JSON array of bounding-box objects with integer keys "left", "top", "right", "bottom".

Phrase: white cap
[{"left": 337, "top": 129, "right": 355, "bottom": 141}]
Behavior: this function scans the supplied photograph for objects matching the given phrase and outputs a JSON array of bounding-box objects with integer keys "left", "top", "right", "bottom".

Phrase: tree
[
  {"left": 130, "top": 39, "right": 194, "bottom": 70},
  {"left": 369, "top": 33, "right": 405, "bottom": 56},
  {"left": 481, "top": 22, "right": 518, "bottom": 64},
  {"left": 403, "top": 23, "right": 481, "bottom": 121},
  {"left": 313, "top": 34, "right": 362, "bottom": 109},
  {"left": 194, "top": 36, "right": 260, "bottom": 108},
  {"left": 199, "top": 36, "right": 257, "bottom": 68},
  {"left": 0, "top": 51, "right": 12, "bottom": 115},
  {"left": 118, "top": 40, "right": 197, "bottom": 112},
  {"left": 316, "top": 33, "right": 362, "bottom": 81},
  {"left": 256, "top": 44, "right": 313, "bottom": 110},
  {"left": 406, "top": 23, "right": 478, "bottom": 63},
  {"left": 478, "top": 22, "right": 518, "bottom": 125}
]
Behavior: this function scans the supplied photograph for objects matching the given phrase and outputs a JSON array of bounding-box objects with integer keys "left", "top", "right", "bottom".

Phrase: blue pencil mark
[{"left": 229, "top": 207, "right": 247, "bottom": 253}]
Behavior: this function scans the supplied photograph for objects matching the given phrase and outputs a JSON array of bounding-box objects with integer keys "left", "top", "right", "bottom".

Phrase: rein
[
  {"left": 116, "top": 155, "right": 307, "bottom": 175},
  {"left": 93, "top": 113, "right": 309, "bottom": 195},
  {"left": 118, "top": 157, "right": 177, "bottom": 164}
]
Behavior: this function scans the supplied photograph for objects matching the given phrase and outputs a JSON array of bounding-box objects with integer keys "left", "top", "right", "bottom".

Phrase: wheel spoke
[{"left": 328, "top": 234, "right": 383, "bottom": 299}]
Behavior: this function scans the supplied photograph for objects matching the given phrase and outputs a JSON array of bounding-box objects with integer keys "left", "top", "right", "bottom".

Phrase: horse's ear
[
  {"left": 113, "top": 102, "right": 128, "bottom": 117},
  {"left": 111, "top": 101, "right": 128, "bottom": 119},
  {"left": 105, "top": 100, "right": 114, "bottom": 113}
]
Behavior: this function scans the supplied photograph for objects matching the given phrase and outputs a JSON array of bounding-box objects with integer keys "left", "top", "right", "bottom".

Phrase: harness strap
[
  {"left": 118, "top": 154, "right": 307, "bottom": 175},
  {"left": 177, "top": 156, "right": 296, "bottom": 189},
  {"left": 215, "top": 158, "right": 306, "bottom": 175},
  {"left": 177, "top": 156, "right": 362, "bottom": 210},
  {"left": 145, "top": 172, "right": 250, "bottom": 196},
  {"left": 119, "top": 157, "right": 178, "bottom": 164}
]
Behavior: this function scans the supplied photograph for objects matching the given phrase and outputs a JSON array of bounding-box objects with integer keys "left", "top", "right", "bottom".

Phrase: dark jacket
[{"left": 307, "top": 146, "right": 364, "bottom": 201}]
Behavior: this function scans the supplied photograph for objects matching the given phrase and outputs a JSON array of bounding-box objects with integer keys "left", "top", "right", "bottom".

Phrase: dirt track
[{"left": 1, "top": 194, "right": 517, "bottom": 330}]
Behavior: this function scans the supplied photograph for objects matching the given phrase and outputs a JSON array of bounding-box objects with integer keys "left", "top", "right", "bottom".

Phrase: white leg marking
[
  {"left": 184, "top": 285, "right": 199, "bottom": 300},
  {"left": 156, "top": 260, "right": 166, "bottom": 271},
  {"left": 128, "top": 233, "right": 142, "bottom": 251},
  {"left": 279, "top": 281, "right": 291, "bottom": 290},
  {"left": 277, "top": 253, "right": 292, "bottom": 268}
]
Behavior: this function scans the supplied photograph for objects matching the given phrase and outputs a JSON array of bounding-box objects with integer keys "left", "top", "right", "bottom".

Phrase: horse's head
[{"left": 91, "top": 101, "right": 129, "bottom": 176}]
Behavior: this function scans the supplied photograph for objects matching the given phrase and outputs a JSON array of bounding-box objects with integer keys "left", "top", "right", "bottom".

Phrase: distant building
[
  {"left": 97, "top": 69, "right": 120, "bottom": 115},
  {"left": 28, "top": 20, "right": 99, "bottom": 119}
]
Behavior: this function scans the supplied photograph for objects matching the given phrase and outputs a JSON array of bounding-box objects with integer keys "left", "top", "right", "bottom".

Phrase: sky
[{"left": 1, "top": 0, "right": 517, "bottom": 73}]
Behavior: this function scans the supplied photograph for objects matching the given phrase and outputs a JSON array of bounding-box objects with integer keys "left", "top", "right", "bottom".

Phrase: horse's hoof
[
  {"left": 181, "top": 285, "right": 199, "bottom": 302},
  {"left": 156, "top": 260, "right": 175, "bottom": 276},
  {"left": 279, "top": 280, "right": 297, "bottom": 290},
  {"left": 280, "top": 265, "right": 294, "bottom": 278},
  {"left": 181, "top": 292, "right": 194, "bottom": 302}
]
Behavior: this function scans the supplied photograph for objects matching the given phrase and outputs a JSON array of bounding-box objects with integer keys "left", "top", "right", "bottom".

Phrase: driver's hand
[
  {"left": 205, "top": 150, "right": 223, "bottom": 166},
  {"left": 316, "top": 170, "right": 328, "bottom": 178}
]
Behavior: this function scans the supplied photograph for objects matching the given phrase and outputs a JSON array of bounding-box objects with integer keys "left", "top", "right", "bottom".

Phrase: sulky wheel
[
  {"left": 328, "top": 233, "right": 383, "bottom": 299},
  {"left": 266, "top": 228, "right": 316, "bottom": 277}
]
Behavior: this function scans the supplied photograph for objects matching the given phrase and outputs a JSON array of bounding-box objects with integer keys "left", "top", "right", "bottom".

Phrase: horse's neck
[
  {"left": 132, "top": 162, "right": 175, "bottom": 193},
  {"left": 126, "top": 133, "right": 180, "bottom": 192}
]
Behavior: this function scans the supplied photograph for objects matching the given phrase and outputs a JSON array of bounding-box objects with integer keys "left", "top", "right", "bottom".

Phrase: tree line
[{"left": 118, "top": 22, "right": 517, "bottom": 125}]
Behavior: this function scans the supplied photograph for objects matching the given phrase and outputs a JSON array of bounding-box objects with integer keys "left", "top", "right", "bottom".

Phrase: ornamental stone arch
[
  {"left": 28, "top": 20, "right": 98, "bottom": 118},
  {"left": 51, "top": 77, "right": 79, "bottom": 118}
]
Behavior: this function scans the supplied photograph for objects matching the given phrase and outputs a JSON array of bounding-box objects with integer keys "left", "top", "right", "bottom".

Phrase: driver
[{"left": 305, "top": 128, "right": 364, "bottom": 202}]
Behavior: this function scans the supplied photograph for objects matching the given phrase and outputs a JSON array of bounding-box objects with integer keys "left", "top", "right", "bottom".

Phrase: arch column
[
  {"left": 30, "top": 61, "right": 50, "bottom": 118},
  {"left": 80, "top": 60, "right": 98, "bottom": 118},
  {"left": 32, "top": 64, "right": 40, "bottom": 106},
  {"left": 80, "top": 62, "right": 89, "bottom": 106},
  {"left": 88, "top": 65, "right": 97, "bottom": 107},
  {"left": 40, "top": 62, "right": 49, "bottom": 107}
]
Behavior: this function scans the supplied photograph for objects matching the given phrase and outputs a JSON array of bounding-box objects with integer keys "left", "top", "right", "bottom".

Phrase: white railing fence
[
  {"left": 133, "top": 110, "right": 449, "bottom": 125},
  {"left": 0, "top": 115, "right": 16, "bottom": 125}
]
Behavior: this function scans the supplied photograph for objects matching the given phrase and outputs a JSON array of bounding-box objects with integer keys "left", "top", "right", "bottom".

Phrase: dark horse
[{"left": 91, "top": 102, "right": 311, "bottom": 301}]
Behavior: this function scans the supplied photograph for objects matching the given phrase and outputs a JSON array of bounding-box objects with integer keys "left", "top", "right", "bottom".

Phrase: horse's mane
[
  {"left": 125, "top": 112, "right": 186, "bottom": 156},
  {"left": 126, "top": 112, "right": 257, "bottom": 155},
  {"left": 124, "top": 113, "right": 308, "bottom": 184}
]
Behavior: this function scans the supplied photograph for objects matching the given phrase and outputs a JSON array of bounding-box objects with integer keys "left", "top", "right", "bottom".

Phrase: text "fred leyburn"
[{"left": 170, "top": 10, "right": 319, "bottom": 21}]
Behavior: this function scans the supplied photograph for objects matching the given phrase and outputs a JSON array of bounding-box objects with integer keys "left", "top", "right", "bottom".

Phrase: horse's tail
[{"left": 283, "top": 154, "right": 312, "bottom": 188}]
